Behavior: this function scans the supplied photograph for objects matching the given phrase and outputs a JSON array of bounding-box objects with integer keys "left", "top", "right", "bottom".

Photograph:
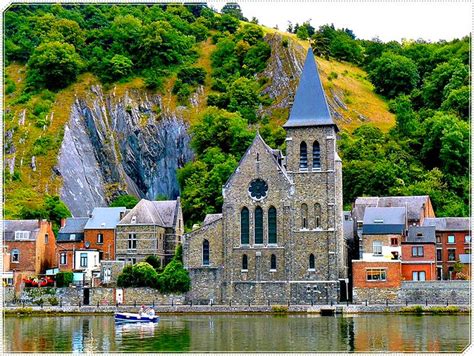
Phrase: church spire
[{"left": 283, "top": 48, "right": 336, "bottom": 129}]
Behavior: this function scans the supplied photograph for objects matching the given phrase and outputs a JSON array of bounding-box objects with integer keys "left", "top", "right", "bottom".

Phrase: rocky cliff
[{"left": 58, "top": 85, "right": 193, "bottom": 216}]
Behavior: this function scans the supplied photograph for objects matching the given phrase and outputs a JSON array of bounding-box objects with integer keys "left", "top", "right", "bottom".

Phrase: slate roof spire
[{"left": 283, "top": 48, "right": 336, "bottom": 129}]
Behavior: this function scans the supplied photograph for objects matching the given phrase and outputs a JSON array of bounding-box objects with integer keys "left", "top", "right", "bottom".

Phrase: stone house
[
  {"left": 55, "top": 217, "right": 89, "bottom": 272},
  {"left": 115, "top": 198, "right": 184, "bottom": 266},
  {"left": 3, "top": 219, "right": 56, "bottom": 286},
  {"left": 422, "top": 217, "right": 471, "bottom": 280},
  {"left": 83, "top": 207, "right": 126, "bottom": 261},
  {"left": 401, "top": 226, "right": 436, "bottom": 281},
  {"left": 184, "top": 49, "right": 348, "bottom": 305}
]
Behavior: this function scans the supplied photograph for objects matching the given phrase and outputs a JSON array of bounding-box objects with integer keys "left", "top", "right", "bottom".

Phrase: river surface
[{"left": 3, "top": 314, "right": 470, "bottom": 352}]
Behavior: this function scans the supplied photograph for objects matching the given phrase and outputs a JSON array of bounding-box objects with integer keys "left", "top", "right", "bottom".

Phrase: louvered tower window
[
  {"left": 241, "top": 207, "right": 249, "bottom": 245},
  {"left": 300, "top": 141, "right": 308, "bottom": 169},
  {"left": 301, "top": 203, "right": 308, "bottom": 229},
  {"left": 309, "top": 254, "right": 315, "bottom": 269},
  {"left": 255, "top": 206, "right": 263, "bottom": 244},
  {"left": 202, "top": 239, "right": 210, "bottom": 266},
  {"left": 268, "top": 206, "right": 277, "bottom": 244},
  {"left": 313, "top": 141, "right": 321, "bottom": 169},
  {"left": 314, "top": 203, "right": 321, "bottom": 228}
]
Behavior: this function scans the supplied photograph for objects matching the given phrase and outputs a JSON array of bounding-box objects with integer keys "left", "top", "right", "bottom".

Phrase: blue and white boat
[{"left": 114, "top": 312, "right": 159, "bottom": 323}]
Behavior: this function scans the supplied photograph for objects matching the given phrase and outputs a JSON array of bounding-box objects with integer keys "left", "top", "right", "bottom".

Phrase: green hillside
[{"left": 3, "top": 4, "right": 469, "bottom": 226}]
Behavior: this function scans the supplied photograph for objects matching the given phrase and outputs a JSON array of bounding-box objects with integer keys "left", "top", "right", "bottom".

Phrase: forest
[{"left": 3, "top": 3, "right": 470, "bottom": 229}]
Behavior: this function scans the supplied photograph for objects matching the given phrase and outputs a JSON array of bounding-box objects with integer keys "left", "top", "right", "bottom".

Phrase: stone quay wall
[
  {"left": 353, "top": 280, "right": 470, "bottom": 304},
  {"left": 120, "top": 288, "right": 185, "bottom": 305}
]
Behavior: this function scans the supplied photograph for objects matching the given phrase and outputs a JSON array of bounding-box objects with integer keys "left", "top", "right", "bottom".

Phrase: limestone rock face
[{"left": 58, "top": 86, "right": 193, "bottom": 216}]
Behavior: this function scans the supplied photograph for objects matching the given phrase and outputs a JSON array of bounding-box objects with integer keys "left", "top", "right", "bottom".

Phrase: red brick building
[
  {"left": 3, "top": 219, "right": 56, "bottom": 286},
  {"left": 423, "top": 217, "right": 471, "bottom": 280},
  {"left": 55, "top": 217, "right": 89, "bottom": 271},
  {"left": 401, "top": 226, "right": 436, "bottom": 281},
  {"left": 83, "top": 207, "right": 126, "bottom": 261}
]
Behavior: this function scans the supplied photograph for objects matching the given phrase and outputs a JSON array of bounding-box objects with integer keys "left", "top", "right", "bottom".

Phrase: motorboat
[{"left": 114, "top": 312, "right": 159, "bottom": 323}]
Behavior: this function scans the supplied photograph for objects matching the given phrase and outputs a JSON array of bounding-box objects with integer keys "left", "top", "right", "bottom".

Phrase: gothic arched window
[
  {"left": 314, "top": 203, "right": 321, "bottom": 228},
  {"left": 301, "top": 203, "right": 308, "bottom": 229},
  {"left": 242, "top": 254, "right": 248, "bottom": 270},
  {"left": 268, "top": 206, "right": 277, "bottom": 244},
  {"left": 300, "top": 141, "right": 308, "bottom": 169},
  {"left": 309, "top": 254, "right": 315, "bottom": 269},
  {"left": 241, "top": 207, "right": 249, "bottom": 245},
  {"left": 313, "top": 141, "right": 321, "bottom": 169},
  {"left": 255, "top": 206, "right": 263, "bottom": 244},
  {"left": 202, "top": 240, "right": 210, "bottom": 266},
  {"left": 270, "top": 254, "right": 277, "bottom": 270}
]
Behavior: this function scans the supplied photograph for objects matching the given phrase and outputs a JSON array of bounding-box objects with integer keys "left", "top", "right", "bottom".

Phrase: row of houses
[
  {"left": 3, "top": 198, "right": 183, "bottom": 288},
  {"left": 346, "top": 196, "right": 470, "bottom": 297},
  {"left": 3, "top": 195, "right": 470, "bottom": 296}
]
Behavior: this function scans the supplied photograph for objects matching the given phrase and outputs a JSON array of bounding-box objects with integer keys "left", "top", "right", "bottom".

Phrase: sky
[{"left": 207, "top": 1, "right": 472, "bottom": 42}]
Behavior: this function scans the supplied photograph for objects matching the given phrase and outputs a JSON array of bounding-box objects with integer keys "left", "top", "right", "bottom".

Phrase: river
[{"left": 3, "top": 314, "right": 470, "bottom": 352}]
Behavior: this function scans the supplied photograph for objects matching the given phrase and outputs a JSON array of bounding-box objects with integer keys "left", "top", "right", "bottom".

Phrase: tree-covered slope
[{"left": 3, "top": 4, "right": 468, "bottom": 226}]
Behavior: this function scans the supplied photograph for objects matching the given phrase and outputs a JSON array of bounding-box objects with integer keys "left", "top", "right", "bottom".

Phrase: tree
[
  {"left": 110, "top": 194, "right": 139, "bottom": 209},
  {"left": 108, "top": 54, "right": 133, "bottom": 80},
  {"left": 157, "top": 259, "right": 191, "bottom": 293},
  {"left": 27, "top": 41, "right": 83, "bottom": 89},
  {"left": 117, "top": 262, "right": 159, "bottom": 288},
  {"left": 368, "top": 52, "right": 419, "bottom": 98}
]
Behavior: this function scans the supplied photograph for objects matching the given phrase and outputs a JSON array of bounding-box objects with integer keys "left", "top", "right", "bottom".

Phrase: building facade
[
  {"left": 401, "top": 226, "right": 437, "bottom": 281},
  {"left": 3, "top": 219, "right": 56, "bottom": 286},
  {"left": 84, "top": 207, "right": 126, "bottom": 261},
  {"left": 55, "top": 217, "right": 89, "bottom": 272},
  {"left": 423, "top": 217, "right": 471, "bottom": 279},
  {"left": 115, "top": 199, "right": 184, "bottom": 266},
  {"left": 184, "top": 49, "right": 348, "bottom": 304}
]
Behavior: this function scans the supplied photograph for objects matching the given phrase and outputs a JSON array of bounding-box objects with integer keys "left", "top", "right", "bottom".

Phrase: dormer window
[
  {"left": 69, "top": 234, "right": 76, "bottom": 241},
  {"left": 373, "top": 219, "right": 384, "bottom": 224},
  {"left": 15, "top": 231, "right": 30, "bottom": 240},
  {"left": 131, "top": 216, "right": 137, "bottom": 224}
]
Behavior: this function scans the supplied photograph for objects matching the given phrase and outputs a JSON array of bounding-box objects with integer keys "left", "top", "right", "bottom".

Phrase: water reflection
[{"left": 3, "top": 314, "right": 470, "bottom": 352}]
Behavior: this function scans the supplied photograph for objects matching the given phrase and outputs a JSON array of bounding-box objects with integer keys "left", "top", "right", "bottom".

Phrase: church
[{"left": 183, "top": 48, "right": 348, "bottom": 304}]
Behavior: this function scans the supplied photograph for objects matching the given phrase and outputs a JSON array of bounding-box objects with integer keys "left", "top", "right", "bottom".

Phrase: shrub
[
  {"left": 117, "top": 262, "right": 158, "bottom": 288},
  {"left": 144, "top": 255, "right": 161, "bottom": 271},
  {"left": 400, "top": 305, "right": 423, "bottom": 314},
  {"left": 282, "top": 38, "right": 289, "bottom": 48},
  {"left": 32, "top": 136, "right": 53, "bottom": 156},
  {"left": 177, "top": 67, "right": 206, "bottom": 86},
  {"left": 56, "top": 272, "right": 73, "bottom": 287},
  {"left": 271, "top": 305, "right": 288, "bottom": 313},
  {"left": 157, "top": 259, "right": 190, "bottom": 293},
  {"left": 48, "top": 296, "right": 59, "bottom": 306},
  {"left": 328, "top": 71, "right": 338, "bottom": 80},
  {"left": 110, "top": 194, "right": 139, "bottom": 209}
]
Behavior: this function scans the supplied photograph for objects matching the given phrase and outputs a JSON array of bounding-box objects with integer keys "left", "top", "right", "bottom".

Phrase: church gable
[{"left": 223, "top": 133, "right": 292, "bottom": 204}]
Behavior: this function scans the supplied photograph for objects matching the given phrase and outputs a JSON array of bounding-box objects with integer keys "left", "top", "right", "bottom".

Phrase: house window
[
  {"left": 366, "top": 268, "right": 386, "bottom": 281},
  {"left": 14, "top": 231, "right": 30, "bottom": 240},
  {"left": 270, "top": 254, "right": 277, "bottom": 271},
  {"left": 412, "top": 271, "right": 426, "bottom": 281},
  {"left": 60, "top": 252, "right": 67, "bottom": 265},
  {"left": 412, "top": 246, "right": 424, "bottom": 257},
  {"left": 464, "top": 248, "right": 471, "bottom": 254},
  {"left": 301, "top": 203, "right": 308, "bottom": 229},
  {"left": 357, "top": 221, "right": 363, "bottom": 229},
  {"left": 128, "top": 233, "right": 137, "bottom": 250},
  {"left": 11, "top": 249, "right": 19, "bottom": 263},
  {"left": 390, "top": 238, "right": 398, "bottom": 246},
  {"left": 127, "top": 257, "right": 136, "bottom": 265},
  {"left": 448, "top": 235, "right": 455, "bottom": 244},
  {"left": 45, "top": 233, "right": 49, "bottom": 244},
  {"left": 465, "top": 235, "right": 471, "bottom": 244},
  {"left": 69, "top": 234, "right": 76, "bottom": 241},
  {"left": 312, "top": 141, "right": 321, "bottom": 169},
  {"left": 242, "top": 254, "right": 248, "bottom": 271},
  {"left": 309, "top": 254, "right": 315, "bottom": 270},
  {"left": 372, "top": 241, "right": 382, "bottom": 256},
  {"left": 254, "top": 207, "right": 263, "bottom": 244},
  {"left": 436, "top": 249, "right": 442, "bottom": 261},
  {"left": 97, "top": 233, "right": 103, "bottom": 244},
  {"left": 448, "top": 249, "right": 456, "bottom": 261},
  {"left": 268, "top": 206, "right": 277, "bottom": 244},
  {"left": 314, "top": 203, "right": 321, "bottom": 228},
  {"left": 80, "top": 253, "right": 88, "bottom": 267},
  {"left": 300, "top": 141, "right": 308, "bottom": 169},
  {"left": 202, "top": 239, "right": 210, "bottom": 266},
  {"left": 241, "top": 207, "right": 249, "bottom": 245},
  {"left": 436, "top": 234, "right": 441, "bottom": 243}
]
